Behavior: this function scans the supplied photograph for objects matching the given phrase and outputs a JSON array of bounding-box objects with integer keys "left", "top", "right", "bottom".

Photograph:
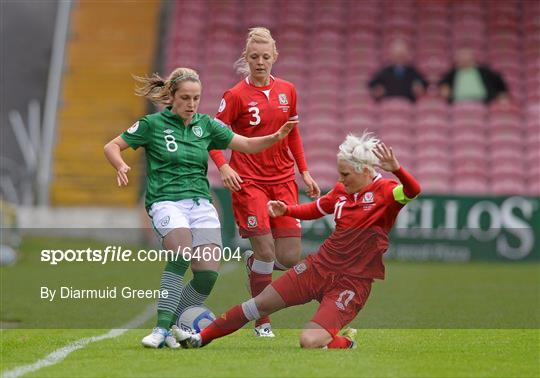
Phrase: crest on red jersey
[
  {"left": 247, "top": 215, "right": 258, "bottom": 228},
  {"left": 278, "top": 93, "right": 288, "bottom": 105},
  {"left": 293, "top": 263, "right": 307, "bottom": 274},
  {"left": 362, "top": 192, "right": 374, "bottom": 203}
]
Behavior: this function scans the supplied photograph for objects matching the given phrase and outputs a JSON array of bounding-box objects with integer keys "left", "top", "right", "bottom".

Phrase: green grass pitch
[{"left": 1, "top": 237, "right": 539, "bottom": 377}]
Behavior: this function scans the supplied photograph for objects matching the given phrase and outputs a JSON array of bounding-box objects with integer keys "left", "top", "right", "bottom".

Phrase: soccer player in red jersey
[
  {"left": 209, "top": 27, "right": 320, "bottom": 337},
  {"left": 174, "top": 132, "right": 421, "bottom": 349}
]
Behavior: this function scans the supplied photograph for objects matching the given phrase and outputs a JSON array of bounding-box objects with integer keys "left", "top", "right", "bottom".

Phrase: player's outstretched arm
[
  {"left": 373, "top": 142, "right": 421, "bottom": 198},
  {"left": 208, "top": 149, "right": 243, "bottom": 192},
  {"left": 268, "top": 199, "right": 326, "bottom": 220},
  {"left": 104, "top": 136, "right": 131, "bottom": 187},
  {"left": 287, "top": 127, "right": 321, "bottom": 198},
  {"left": 228, "top": 121, "right": 298, "bottom": 153},
  {"left": 268, "top": 200, "right": 288, "bottom": 217}
]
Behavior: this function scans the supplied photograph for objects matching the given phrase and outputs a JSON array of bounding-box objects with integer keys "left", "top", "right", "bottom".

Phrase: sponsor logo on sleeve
[
  {"left": 293, "top": 262, "right": 307, "bottom": 274},
  {"left": 218, "top": 98, "right": 226, "bottom": 112},
  {"left": 127, "top": 121, "right": 139, "bottom": 134}
]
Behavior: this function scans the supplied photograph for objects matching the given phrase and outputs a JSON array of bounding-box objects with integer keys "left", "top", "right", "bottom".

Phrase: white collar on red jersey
[{"left": 245, "top": 75, "right": 275, "bottom": 86}]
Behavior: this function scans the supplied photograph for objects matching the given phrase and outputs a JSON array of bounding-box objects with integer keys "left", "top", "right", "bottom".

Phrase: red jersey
[
  {"left": 286, "top": 168, "right": 420, "bottom": 279},
  {"left": 212, "top": 76, "right": 305, "bottom": 183}
]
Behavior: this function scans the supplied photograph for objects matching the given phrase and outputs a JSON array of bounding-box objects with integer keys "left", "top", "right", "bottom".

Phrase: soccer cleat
[
  {"left": 181, "top": 333, "right": 202, "bottom": 349},
  {"left": 171, "top": 325, "right": 202, "bottom": 348},
  {"left": 141, "top": 327, "right": 168, "bottom": 348},
  {"left": 164, "top": 331, "right": 180, "bottom": 349},
  {"left": 341, "top": 328, "right": 357, "bottom": 349},
  {"left": 254, "top": 323, "right": 276, "bottom": 338},
  {"left": 171, "top": 325, "right": 192, "bottom": 342}
]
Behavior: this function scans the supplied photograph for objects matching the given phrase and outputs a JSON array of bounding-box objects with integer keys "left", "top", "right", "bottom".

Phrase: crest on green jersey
[{"left": 192, "top": 126, "right": 203, "bottom": 138}]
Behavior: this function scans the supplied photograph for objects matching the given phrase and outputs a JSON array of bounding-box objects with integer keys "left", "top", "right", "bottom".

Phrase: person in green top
[{"left": 104, "top": 67, "right": 296, "bottom": 349}]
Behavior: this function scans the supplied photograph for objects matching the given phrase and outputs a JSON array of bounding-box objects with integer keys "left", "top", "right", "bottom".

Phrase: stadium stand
[
  {"left": 165, "top": 0, "right": 539, "bottom": 196},
  {"left": 51, "top": 1, "right": 160, "bottom": 206}
]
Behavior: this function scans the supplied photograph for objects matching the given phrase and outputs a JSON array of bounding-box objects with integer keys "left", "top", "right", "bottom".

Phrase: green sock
[
  {"left": 156, "top": 256, "right": 190, "bottom": 329},
  {"left": 173, "top": 270, "right": 219, "bottom": 323}
]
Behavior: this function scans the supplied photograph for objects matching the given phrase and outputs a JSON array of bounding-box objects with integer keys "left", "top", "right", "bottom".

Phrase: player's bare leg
[
  {"left": 247, "top": 234, "right": 276, "bottom": 336},
  {"left": 249, "top": 234, "right": 276, "bottom": 262},
  {"left": 300, "top": 322, "right": 357, "bottom": 349},
  {"left": 190, "top": 244, "right": 221, "bottom": 272},
  {"left": 274, "top": 237, "right": 302, "bottom": 269},
  {"left": 299, "top": 323, "right": 333, "bottom": 349},
  {"left": 253, "top": 284, "right": 287, "bottom": 316}
]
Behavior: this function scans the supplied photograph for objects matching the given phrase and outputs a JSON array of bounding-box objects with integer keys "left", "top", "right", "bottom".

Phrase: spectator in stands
[
  {"left": 438, "top": 48, "right": 508, "bottom": 104},
  {"left": 368, "top": 40, "right": 428, "bottom": 103},
  {"left": 209, "top": 27, "right": 320, "bottom": 338}
]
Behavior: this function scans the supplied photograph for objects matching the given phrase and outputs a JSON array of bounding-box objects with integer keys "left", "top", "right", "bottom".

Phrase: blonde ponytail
[{"left": 134, "top": 67, "right": 201, "bottom": 106}]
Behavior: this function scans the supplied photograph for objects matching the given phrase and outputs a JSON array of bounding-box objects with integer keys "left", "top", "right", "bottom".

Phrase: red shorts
[
  {"left": 271, "top": 255, "right": 373, "bottom": 336},
  {"left": 232, "top": 180, "right": 301, "bottom": 239}
]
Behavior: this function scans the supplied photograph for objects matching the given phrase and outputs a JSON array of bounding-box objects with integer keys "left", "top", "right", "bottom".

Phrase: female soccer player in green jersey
[{"left": 104, "top": 67, "right": 296, "bottom": 348}]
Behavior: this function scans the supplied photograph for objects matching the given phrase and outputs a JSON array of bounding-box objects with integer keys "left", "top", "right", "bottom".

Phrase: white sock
[
  {"left": 251, "top": 259, "right": 274, "bottom": 274},
  {"left": 241, "top": 298, "right": 261, "bottom": 321},
  {"left": 273, "top": 258, "right": 288, "bottom": 271}
]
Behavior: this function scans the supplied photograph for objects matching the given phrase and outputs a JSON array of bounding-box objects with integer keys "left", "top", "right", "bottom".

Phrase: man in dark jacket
[
  {"left": 369, "top": 40, "right": 428, "bottom": 103},
  {"left": 439, "top": 48, "right": 508, "bottom": 104}
]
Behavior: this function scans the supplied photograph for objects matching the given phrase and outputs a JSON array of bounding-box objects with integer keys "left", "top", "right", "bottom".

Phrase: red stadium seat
[
  {"left": 417, "top": 55, "right": 451, "bottom": 82},
  {"left": 379, "top": 98, "right": 413, "bottom": 114},
  {"left": 163, "top": 0, "right": 530, "bottom": 197},
  {"left": 415, "top": 146, "right": 449, "bottom": 162},
  {"left": 420, "top": 177, "right": 451, "bottom": 194},
  {"left": 489, "top": 146, "right": 522, "bottom": 161},
  {"left": 415, "top": 129, "right": 450, "bottom": 146},
  {"left": 454, "top": 160, "right": 488, "bottom": 177},
  {"left": 452, "top": 143, "right": 487, "bottom": 161},
  {"left": 453, "top": 176, "right": 489, "bottom": 195},
  {"left": 491, "top": 179, "right": 527, "bottom": 195},
  {"left": 525, "top": 179, "right": 540, "bottom": 197}
]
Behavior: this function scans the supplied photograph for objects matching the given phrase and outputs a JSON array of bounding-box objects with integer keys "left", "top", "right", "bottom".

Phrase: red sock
[
  {"left": 199, "top": 304, "right": 249, "bottom": 345},
  {"left": 326, "top": 335, "right": 353, "bottom": 349},
  {"left": 249, "top": 271, "right": 272, "bottom": 327}
]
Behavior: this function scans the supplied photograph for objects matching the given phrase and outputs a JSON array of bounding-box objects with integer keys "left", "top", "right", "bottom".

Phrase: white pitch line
[
  {"left": 2, "top": 262, "right": 240, "bottom": 378},
  {"left": 2, "top": 304, "right": 155, "bottom": 378}
]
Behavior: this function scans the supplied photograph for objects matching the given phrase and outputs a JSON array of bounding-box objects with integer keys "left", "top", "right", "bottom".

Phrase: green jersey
[{"left": 121, "top": 107, "right": 234, "bottom": 209}]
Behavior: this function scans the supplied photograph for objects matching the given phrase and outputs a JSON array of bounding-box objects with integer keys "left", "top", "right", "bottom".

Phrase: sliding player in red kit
[{"left": 173, "top": 132, "right": 421, "bottom": 349}]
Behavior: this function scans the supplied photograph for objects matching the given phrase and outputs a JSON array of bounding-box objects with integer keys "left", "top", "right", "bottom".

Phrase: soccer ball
[{"left": 177, "top": 305, "right": 216, "bottom": 333}]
